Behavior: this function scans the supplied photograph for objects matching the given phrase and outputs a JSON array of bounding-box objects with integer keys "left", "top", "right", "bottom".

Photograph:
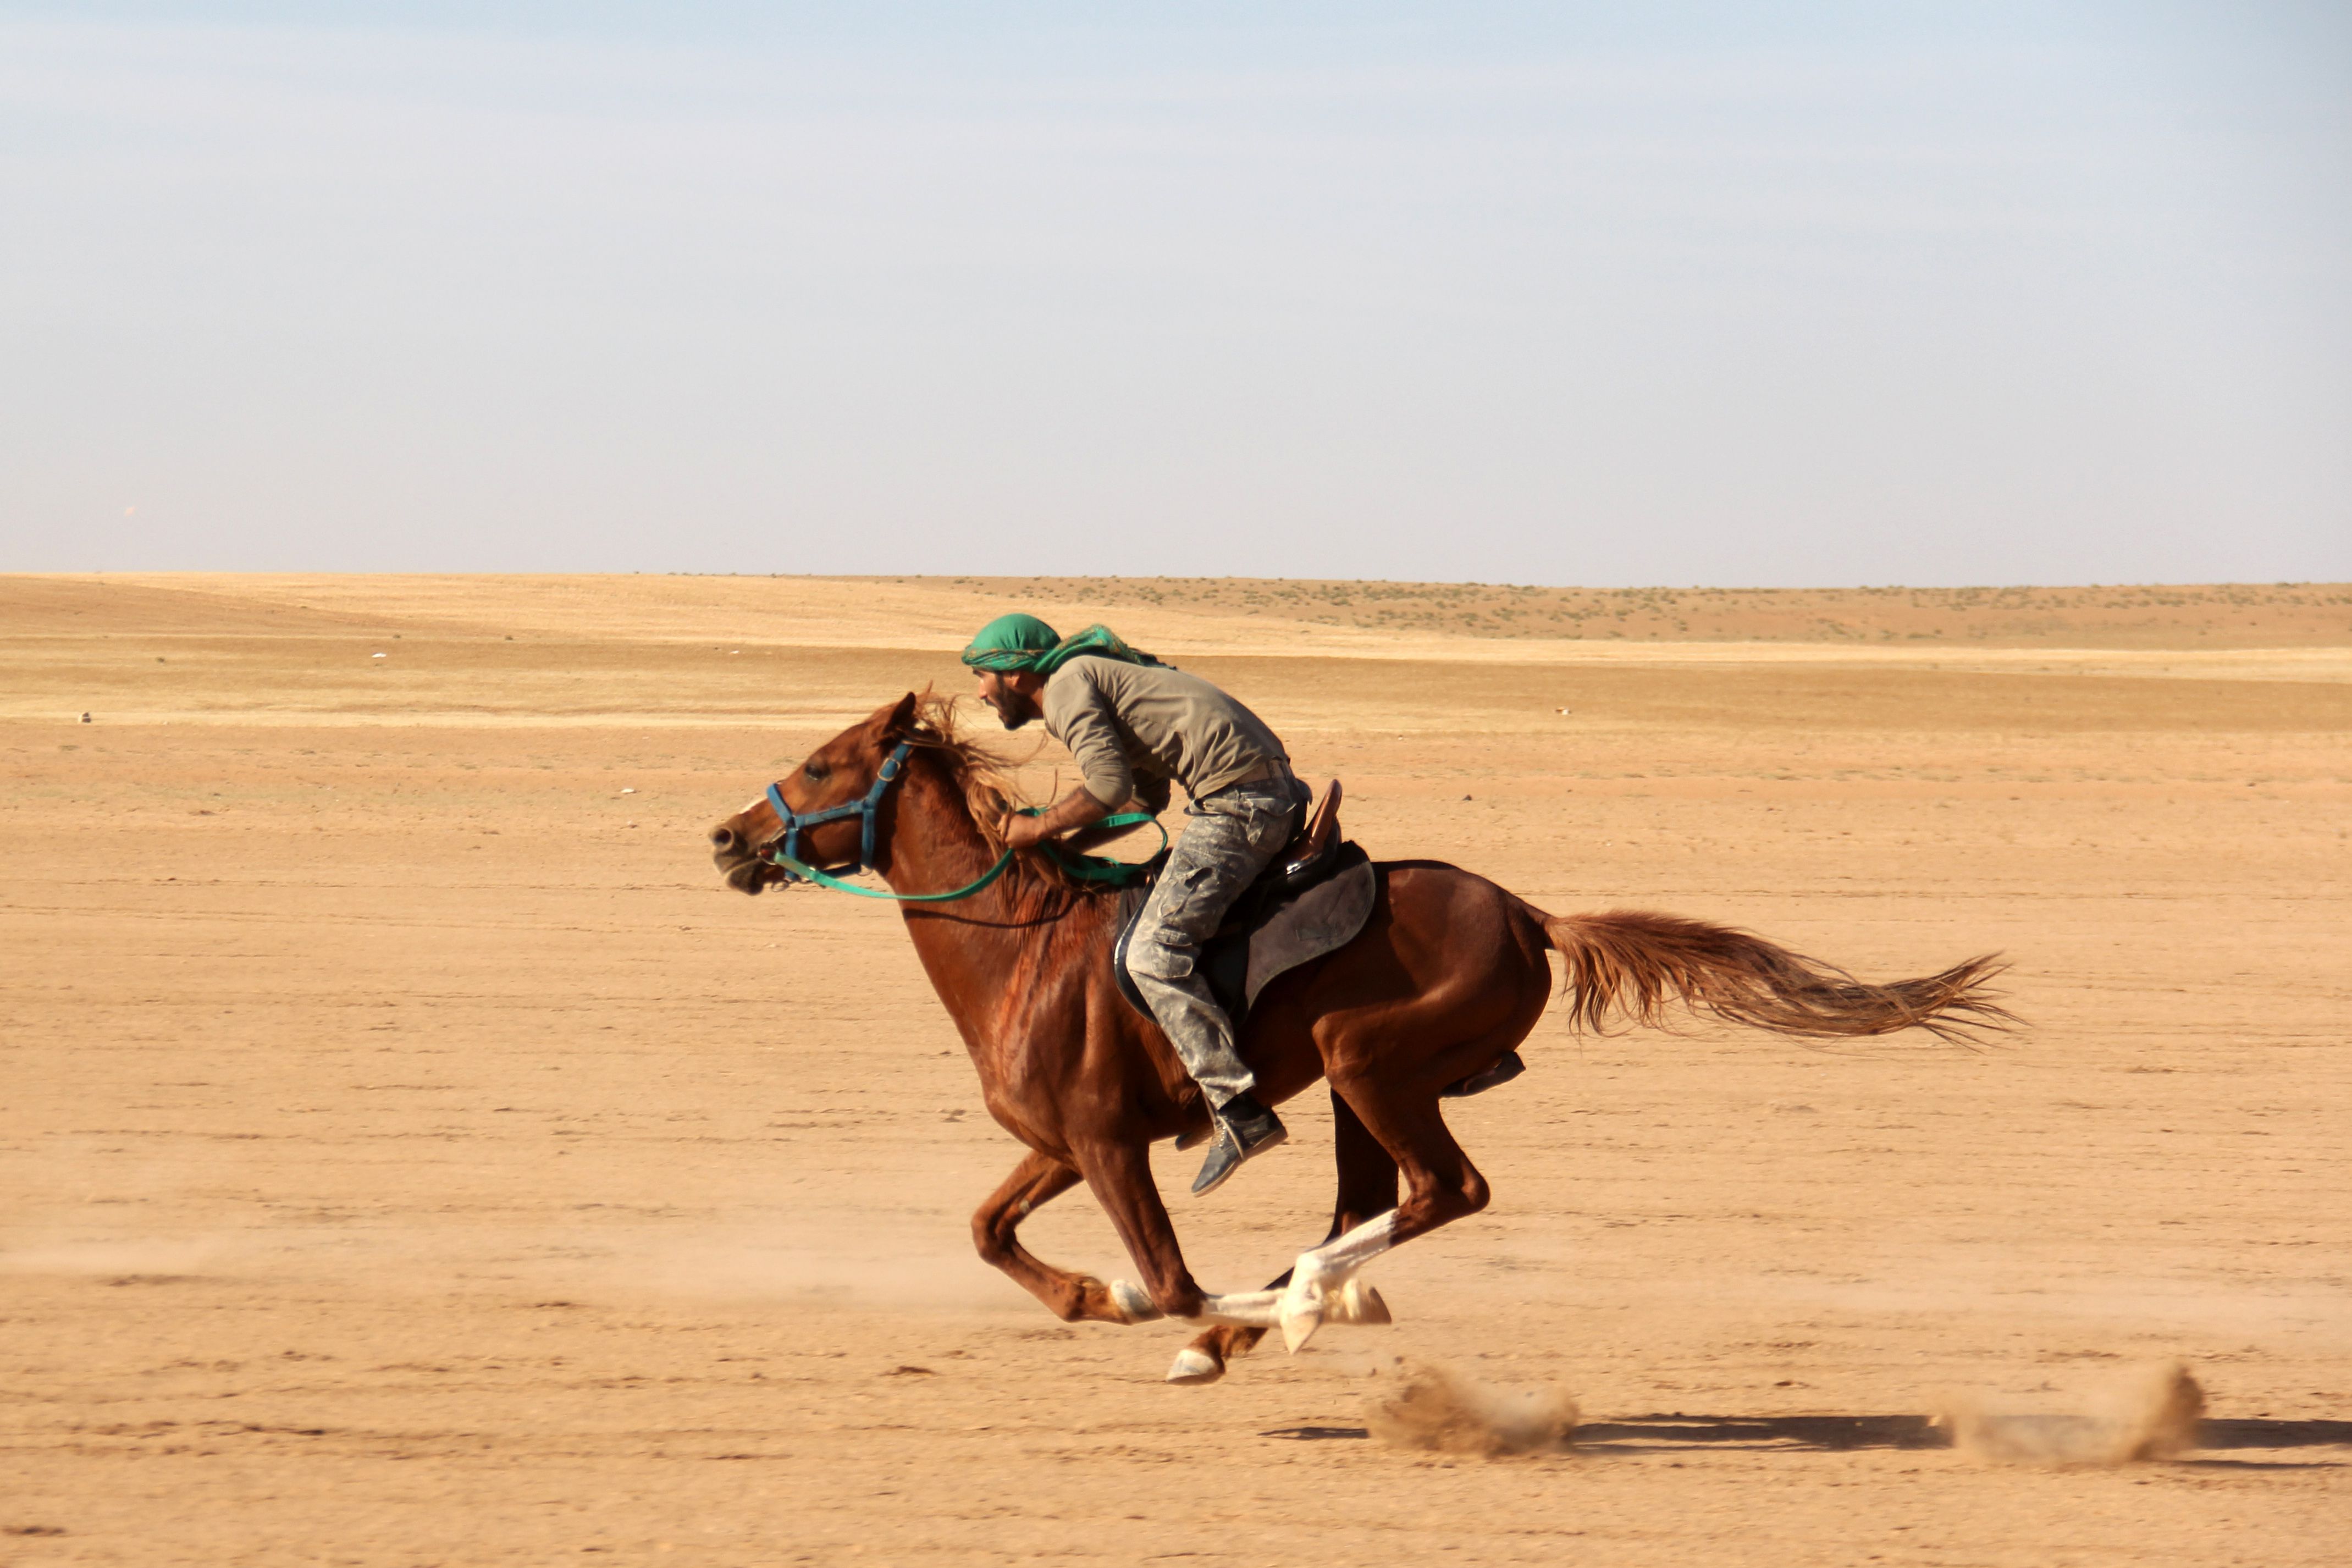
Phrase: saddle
[
  {"left": 1108, "top": 781, "right": 1530, "bottom": 1110},
  {"left": 1111, "top": 780, "right": 1377, "bottom": 1029}
]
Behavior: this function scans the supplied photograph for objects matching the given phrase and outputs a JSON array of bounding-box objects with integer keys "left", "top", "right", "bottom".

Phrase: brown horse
[{"left": 708, "top": 693, "right": 2012, "bottom": 1383}]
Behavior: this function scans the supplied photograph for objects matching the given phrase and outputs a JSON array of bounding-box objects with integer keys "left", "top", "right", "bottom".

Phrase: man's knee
[{"left": 1125, "top": 928, "right": 1196, "bottom": 985}]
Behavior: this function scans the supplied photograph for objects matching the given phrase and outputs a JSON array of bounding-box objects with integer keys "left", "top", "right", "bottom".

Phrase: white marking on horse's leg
[
  {"left": 1185, "top": 1289, "right": 1282, "bottom": 1327},
  {"left": 1165, "top": 1346, "right": 1223, "bottom": 1385},
  {"left": 1107, "top": 1278, "right": 1164, "bottom": 1323},
  {"left": 1280, "top": 1211, "right": 1398, "bottom": 1353},
  {"left": 1305, "top": 1211, "right": 1400, "bottom": 1279}
]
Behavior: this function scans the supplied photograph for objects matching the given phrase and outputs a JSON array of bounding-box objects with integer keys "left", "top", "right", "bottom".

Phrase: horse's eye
[{"left": 802, "top": 760, "right": 830, "bottom": 782}]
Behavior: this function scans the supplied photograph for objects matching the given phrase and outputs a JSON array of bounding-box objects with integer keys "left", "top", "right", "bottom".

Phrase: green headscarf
[{"left": 960, "top": 614, "right": 1163, "bottom": 676}]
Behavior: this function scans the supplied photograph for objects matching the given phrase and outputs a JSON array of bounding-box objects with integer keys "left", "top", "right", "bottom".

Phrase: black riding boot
[{"left": 1190, "top": 1092, "right": 1287, "bottom": 1196}]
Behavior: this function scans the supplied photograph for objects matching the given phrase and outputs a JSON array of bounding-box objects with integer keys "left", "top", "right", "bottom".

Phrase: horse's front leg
[
  {"left": 1073, "top": 1138, "right": 1208, "bottom": 1322},
  {"left": 973, "top": 1148, "right": 1159, "bottom": 1324}
]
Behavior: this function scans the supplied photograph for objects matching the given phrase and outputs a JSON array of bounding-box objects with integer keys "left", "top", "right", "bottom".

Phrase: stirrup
[{"left": 1441, "top": 1049, "right": 1527, "bottom": 1099}]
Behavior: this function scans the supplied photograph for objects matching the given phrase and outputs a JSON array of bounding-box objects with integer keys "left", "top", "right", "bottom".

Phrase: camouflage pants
[{"left": 1127, "top": 772, "right": 1308, "bottom": 1109}]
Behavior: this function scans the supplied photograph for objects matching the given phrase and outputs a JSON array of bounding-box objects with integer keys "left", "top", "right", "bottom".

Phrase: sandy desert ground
[{"left": 4, "top": 573, "right": 2349, "bottom": 1566}]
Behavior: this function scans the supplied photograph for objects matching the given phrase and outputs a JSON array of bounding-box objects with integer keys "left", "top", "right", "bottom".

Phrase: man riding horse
[
  {"left": 710, "top": 658, "right": 2011, "bottom": 1378},
  {"left": 962, "top": 612, "right": 1305, "bottom": 1195}
]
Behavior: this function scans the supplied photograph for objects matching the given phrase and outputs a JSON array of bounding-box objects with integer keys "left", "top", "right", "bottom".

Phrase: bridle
[
  {"left": 761, "top": 741, "right": 913, "bottom": 886},
  {"left": 755, "top": 739, "right": 1166, "bottom": 904}
]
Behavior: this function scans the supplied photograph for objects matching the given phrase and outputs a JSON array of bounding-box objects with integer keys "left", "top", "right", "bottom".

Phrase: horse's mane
[
  {"left": 896, "top": 689, "right": 1114, "bottom": 907},
  {"left": 898, "top": 690, "right": 1024, "bottom": 843}
]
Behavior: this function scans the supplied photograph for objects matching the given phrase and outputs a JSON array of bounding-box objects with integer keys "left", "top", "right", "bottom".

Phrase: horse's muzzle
[{"left": 709, "top": 824, "right": 777, "bottom": 896}]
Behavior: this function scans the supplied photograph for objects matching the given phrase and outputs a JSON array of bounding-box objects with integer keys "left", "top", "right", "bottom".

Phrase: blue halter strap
[
  {"left": 764, "top": 742, "right": 912, "bottom": 884},
  {"left": 760, "top": 740, "right": 1167, "bottom": 901}
]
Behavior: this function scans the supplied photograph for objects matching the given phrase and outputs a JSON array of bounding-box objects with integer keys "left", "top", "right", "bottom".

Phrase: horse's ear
[{"left": 881, "top": 692, "right": 920, "bottom": 740}]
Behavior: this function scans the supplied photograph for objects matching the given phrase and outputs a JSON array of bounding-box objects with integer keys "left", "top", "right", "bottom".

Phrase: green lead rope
[
  {"left": 1038, "top": 811, "right": 1170, "bottom": 887},
  {"left": 767, "top": 811, "right": 1167, "bottom": 903}
]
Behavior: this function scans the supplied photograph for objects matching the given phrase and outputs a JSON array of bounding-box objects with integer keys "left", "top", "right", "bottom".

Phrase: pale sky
[{"left": 3, "top": 2, "right": 2347, "bottom": 585}]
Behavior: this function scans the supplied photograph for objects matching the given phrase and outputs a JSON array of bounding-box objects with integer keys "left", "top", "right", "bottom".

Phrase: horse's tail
[{"left": 1533, "top": 908, "right": 2016, "bottom": 1045}]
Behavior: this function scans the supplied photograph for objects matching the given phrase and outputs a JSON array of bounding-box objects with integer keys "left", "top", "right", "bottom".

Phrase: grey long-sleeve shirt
[{"left": 1041, "top": 656, "right": 1290, "bottom": 809}]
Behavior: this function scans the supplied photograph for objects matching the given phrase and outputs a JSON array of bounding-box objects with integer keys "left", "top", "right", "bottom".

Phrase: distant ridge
[{"left": 852, "top": 578, "right": 2352, "bottom": 650}]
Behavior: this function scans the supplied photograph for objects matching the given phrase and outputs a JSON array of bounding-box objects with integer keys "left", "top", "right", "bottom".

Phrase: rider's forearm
[
  {"left": 1034, "top": 786, "right": 1113, "bottom": 838},
  {"left": 1063, "top": 796, "right": 1155, "bottom": 853}
]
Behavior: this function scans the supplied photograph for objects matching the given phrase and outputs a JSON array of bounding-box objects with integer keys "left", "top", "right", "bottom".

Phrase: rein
[{"left": 762, "top": 743, "right": 1167, "bottom": 903}]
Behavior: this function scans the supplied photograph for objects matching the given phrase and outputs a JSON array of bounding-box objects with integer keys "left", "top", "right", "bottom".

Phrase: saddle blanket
[{"left": 1111, "top": 842, "right": 1376, "bottom": 1027}]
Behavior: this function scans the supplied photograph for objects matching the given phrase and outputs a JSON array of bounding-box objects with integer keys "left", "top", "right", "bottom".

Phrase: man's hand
[{"left": 1001, "top": 786, "right": 1112, "bottom": 850}]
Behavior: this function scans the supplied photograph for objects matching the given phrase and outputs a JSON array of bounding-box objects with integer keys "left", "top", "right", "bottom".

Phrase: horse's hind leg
[
  {"left": 1277, "top": 1075, "right": 1492, "bottom": 1351},
  {"left": 973, "top": 1149, "right": 1160, "bottom": 1324},
  {"left": 1168, "top": 1090, "right": 1401, "bottom": 1385}
]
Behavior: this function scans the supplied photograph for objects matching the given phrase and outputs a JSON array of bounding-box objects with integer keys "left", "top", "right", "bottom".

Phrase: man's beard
[{"left": 992, "top": 692, "right": 1038, "bottom": 730}]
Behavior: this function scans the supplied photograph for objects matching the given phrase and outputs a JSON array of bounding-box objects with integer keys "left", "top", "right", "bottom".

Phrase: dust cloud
[
  {"left": 617, "top": 1224, "right": 1020, "bottom": 1313},
  {"left": 0, "top": 1237, "right": 225, "bottom": 1280},
  {"left": 1366, "top": 1360, "right": 1581, "bottom": 1456},
  {"left": 1940, "top": 1362, "right": 2205, "bottom": 1466}
]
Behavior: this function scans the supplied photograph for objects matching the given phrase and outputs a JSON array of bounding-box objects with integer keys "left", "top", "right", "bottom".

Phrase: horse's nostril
[{"left": 710, "top": 827, "right": 737, "bottom": 851}]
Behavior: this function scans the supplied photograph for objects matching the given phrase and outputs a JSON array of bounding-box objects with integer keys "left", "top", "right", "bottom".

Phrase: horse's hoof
[
  {"left": 1165, "top": 1346, "right": 1224, "bottom": 1384},
  {"left": 1335, "top": 1278, "right": 1392, "bottom": 1326},
  {"left": 1108, "top": 1278, "right": 1164, "bottom": 1324}
]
